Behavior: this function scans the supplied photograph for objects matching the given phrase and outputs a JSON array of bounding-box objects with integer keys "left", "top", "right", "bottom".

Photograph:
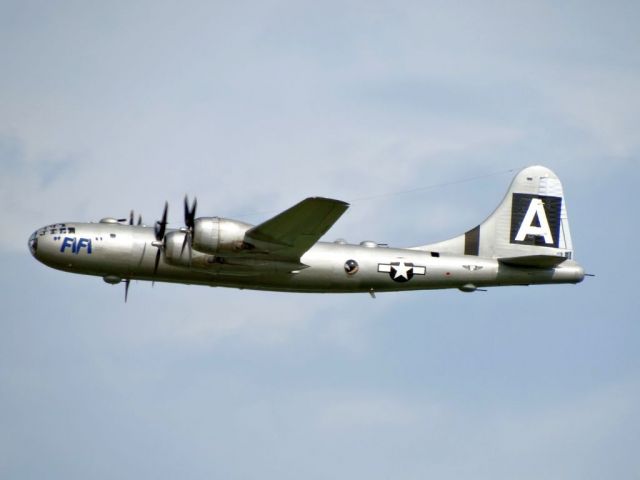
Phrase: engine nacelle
[
  {"left": 192, "top": 217, "right": 253, "bottom": 255},
  {"left": 163, "top": 231, "right": 191, "bottom": 266}
]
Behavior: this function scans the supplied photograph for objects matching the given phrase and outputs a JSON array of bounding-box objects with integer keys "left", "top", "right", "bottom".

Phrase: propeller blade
[
  {"left": 155, "top": 201, "right": 168, "bottom": 241},
  {"left": 180, "top": 231, "right": 193, "bottom": 265},
  {"left": 181, "top": 231, "right": 189, "bottom": 255},
  {"left": 153, "top": 248, "right": 162, "bottom": 286},
  {"left": 184, "top": 195, "right": 190, "bottom": 227},
  {"left": 152, "top": 201, "right": 169, "bottom": 285},
  {"left": 184, "top": 195, "right": 197, "bottom": 228},
  {"left": 182, "top": 195, "right": 197, "bottom": 264},
  {"left": 137, "top": 214, "right": 142, "bottom": 225},
  {"left": 124, "top": 278, "right": 130, "bottom": 302},
  {"left": 129, "top": 210, "right": 134, "bottom": 225}
]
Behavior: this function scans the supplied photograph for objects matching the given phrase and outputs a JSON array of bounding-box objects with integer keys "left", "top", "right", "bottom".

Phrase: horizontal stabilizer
[{"left": 499, "top": 255, "right": 568, "bottom": 268}]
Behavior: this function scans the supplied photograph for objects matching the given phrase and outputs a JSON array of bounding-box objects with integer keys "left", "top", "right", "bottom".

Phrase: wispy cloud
[{"left": 2, "top": 1, "right": 639, "bottom": 479}]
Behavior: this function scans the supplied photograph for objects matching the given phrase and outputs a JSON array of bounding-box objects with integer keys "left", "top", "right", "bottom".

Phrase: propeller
[
  {"left": 181, "top": 195, "right": 197, "bottom": 263},
  {"left": 119, "top": 210, "right": 143, "bottom": 226},
  {"left": 124, "top": 210, "right": 142, "bottom": 302},
  {"left": 115, "top": 210, "right": 144, "bottom": 302},
  {"left": 121, "top": 199, "right": 191, "bottom": 299},
  {"left": 129, "top": 210, "right": 143, "bottom": 225},
  {"left": 152, "top": 201, "right": 169, "bottom": 284}
]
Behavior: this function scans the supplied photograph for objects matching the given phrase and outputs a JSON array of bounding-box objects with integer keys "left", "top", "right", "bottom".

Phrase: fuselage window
[
  {"left": 68, "top": 227, "right": 75, "bottom": 234},
  {"left": 110, "top": 233, "right": 116, "bottom": 238}
]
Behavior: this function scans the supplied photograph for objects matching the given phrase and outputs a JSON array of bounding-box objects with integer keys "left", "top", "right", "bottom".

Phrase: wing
[{"left": 244, "top": 197, "right": 349, "bottom": 261}]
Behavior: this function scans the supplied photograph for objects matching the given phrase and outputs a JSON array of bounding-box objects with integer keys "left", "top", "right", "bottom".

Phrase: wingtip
[{"left": 308, "top": 196, "right": 350, "bottom": 207}]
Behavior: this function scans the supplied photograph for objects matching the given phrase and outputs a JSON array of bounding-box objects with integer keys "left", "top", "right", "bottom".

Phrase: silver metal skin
[{"left": 28, "top": 166, "right": 585, "bottom": 296}]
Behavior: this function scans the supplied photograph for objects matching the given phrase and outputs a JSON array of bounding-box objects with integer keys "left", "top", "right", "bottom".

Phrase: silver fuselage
[{"left": 29, "top": 222, "right": 585, "bottom": 293}]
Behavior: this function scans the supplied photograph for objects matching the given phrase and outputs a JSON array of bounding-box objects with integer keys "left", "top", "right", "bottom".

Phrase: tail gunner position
[{"left": 29, "top": 166, "right": 584, "bottom": 300}]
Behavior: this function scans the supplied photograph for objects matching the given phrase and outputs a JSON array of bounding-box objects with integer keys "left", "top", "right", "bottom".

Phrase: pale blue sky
[{"left": 1, "top": 1, "right": 639, "bottom": 479}]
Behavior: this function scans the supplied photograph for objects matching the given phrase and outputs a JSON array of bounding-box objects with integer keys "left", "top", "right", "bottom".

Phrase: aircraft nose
[{"left": 28, "top": 230, "right": 39, "bottom": 257}]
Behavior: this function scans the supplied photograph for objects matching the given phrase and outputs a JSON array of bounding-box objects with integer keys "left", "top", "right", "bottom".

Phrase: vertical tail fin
[{"left": 415, "top": 166, "right": 575, "bottom": 261}]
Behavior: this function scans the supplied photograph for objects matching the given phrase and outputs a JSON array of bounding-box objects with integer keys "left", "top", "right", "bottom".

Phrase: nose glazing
[{"left": 28, "top": 231, "right": 38, "bottom": 256}]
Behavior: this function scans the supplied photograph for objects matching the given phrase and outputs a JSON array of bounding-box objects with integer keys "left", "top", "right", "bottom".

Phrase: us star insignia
[{"left": 378, "top": 261, "right": 426, "bottom": 282}]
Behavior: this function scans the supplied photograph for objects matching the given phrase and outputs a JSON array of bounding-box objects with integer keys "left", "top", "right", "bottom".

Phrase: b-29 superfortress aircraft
[{"left": 29, "top": 166, "right": 584, "bottom": 300}]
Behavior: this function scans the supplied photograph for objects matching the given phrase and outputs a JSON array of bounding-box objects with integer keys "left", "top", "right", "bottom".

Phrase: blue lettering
[
  {"left": 60, "top": 237, "right": 75, "bottom": 253},
  {"left": 77, "top": 238, "right": 92, "bottom": 254},
  {"left": 60, "top": 237, "right": 92, "bottom": 254}
]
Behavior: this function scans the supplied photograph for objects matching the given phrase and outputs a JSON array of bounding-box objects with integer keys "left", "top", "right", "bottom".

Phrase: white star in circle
[{"left": 392, "top": 261, "right": 412, "bottom": 280}]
